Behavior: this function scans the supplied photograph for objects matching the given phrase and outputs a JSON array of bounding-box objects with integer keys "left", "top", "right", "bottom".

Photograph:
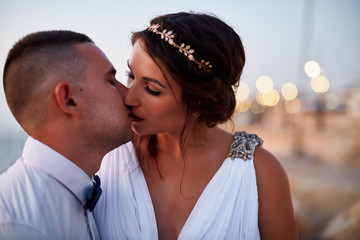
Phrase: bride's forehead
[
  {"left": 129, "top": 40, "right": 184, "bottom": 94},
  {"left": 129, "top": 41, "right": 156, "bottom": 67}
]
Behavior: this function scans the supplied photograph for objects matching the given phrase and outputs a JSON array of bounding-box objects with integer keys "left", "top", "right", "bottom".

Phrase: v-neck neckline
[{"left": 139, "top": 155, "right": 232, "bottom": 239}]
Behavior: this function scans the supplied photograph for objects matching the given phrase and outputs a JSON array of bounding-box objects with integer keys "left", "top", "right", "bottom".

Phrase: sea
[{"left": 0, "top": 128, "right": 27, "bottom": 174}]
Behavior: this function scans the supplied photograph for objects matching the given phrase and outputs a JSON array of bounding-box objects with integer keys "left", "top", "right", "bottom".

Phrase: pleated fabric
[{"left": 94, "top": 141, "right": 260, "bottom": 240}]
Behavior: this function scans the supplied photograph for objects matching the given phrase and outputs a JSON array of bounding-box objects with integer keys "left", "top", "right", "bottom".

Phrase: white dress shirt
[{"left": 0, "top": 136, "right": 100, "bottom": 240}]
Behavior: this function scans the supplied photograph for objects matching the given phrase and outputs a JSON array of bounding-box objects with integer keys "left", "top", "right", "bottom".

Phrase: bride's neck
[{"left": 156, "top": 126, "right": 223, "bottom": 156}]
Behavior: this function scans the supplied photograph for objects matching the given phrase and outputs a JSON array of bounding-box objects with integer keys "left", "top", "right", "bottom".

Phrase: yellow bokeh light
[
  {"left": 236, "top": 82, "right": 250, "bottom": 101},
  {"left": 256, "top": 75, "right": 273, "bottom": 93},
  {"left": 311, "top": 76, "right": 329, "bottom": 93},
  {"left": 304, "top": 60, "right": 321, "bottom": 78},
  {"left": 256, "top": 92, "right": 265, "bottom": 106},
  {"left": 285, "top": 98, "right": 301, "bottom": 114},
  {"left": 236, "top": 98, "right": 251, "bottom": 112},
  {"left": 281, "top": 82, "right": 298, "bottom": 100},
  {"left": 261, "top": 89, "right": 280, "bottom": 107}
]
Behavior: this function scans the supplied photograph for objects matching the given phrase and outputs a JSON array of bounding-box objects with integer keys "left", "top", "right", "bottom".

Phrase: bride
[{"left": 94, "top": 11, "right": 298, "bottom": 240}]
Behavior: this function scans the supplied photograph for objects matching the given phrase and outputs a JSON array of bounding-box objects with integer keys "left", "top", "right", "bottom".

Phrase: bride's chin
[
  {"left": 131, "top": 126, "right": 146, "bottom": 137},
  {"left": 131, "top": 124, "right": 158, "bottom": 137}
]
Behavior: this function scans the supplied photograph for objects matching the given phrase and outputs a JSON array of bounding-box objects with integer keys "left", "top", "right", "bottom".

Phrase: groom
[{"left": 0, "top": 30, "right": 133, "bottom": 239}]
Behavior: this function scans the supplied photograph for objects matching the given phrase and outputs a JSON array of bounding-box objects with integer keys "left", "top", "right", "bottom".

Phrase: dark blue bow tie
[{"left": 85, "top": 175, "right": 102, "bottom": 212}]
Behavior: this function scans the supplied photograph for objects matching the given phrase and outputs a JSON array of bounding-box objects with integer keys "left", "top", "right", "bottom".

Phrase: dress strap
[{"left": 228, "top": 131, "right": 263, "bottom": 160}]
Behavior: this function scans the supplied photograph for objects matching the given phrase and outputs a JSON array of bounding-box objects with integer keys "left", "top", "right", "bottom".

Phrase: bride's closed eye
[
  {"left": 144, "top": 85, "right": 161, "bottom": 96},
  {"left": 125, "top": 71, "right": 134, "bottom": 79},
  {"left": 126, "top": 70, "right": 162, "bottom": 96}
]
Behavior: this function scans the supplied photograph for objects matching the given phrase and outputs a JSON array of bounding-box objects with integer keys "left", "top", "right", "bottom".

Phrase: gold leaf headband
[{"left": 146, "top": 24, "right": 213, "bottom": 72}]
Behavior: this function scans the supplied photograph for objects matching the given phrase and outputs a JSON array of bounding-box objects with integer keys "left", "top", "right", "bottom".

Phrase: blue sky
[{"left": 1, "top": 0, "right": 359, "bottom": 131}]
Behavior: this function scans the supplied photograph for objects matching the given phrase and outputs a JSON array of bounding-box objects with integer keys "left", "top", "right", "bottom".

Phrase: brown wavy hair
[{"left": 131, "top": 12, "right": 245, "bottom": 171}]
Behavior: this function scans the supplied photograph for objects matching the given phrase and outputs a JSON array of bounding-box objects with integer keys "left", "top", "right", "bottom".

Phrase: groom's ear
[{"left": 54, "top": 81, "right": 80, "bottom": 116}]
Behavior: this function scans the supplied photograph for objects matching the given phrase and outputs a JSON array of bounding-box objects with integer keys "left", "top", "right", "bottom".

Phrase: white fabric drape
[{"left": 94, "top": 141, "right": 260, "bottom": 240}]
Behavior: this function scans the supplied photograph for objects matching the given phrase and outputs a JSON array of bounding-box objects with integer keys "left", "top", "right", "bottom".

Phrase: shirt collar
[{"left": 22, "top": 136, "right": 93, "bottom": 205}]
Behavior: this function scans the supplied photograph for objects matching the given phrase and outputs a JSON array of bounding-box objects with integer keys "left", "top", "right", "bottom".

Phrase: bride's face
[{"left": 125, "top": 40, "right": 187, "bottom": 136}]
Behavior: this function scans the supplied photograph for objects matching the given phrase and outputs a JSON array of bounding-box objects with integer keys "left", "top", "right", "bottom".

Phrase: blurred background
[{"left": 1, "top": 0, "right": 359, "bottom": 239}]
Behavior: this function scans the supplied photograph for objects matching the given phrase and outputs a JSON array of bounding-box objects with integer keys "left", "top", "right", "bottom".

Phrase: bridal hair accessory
[{"left": 146, "top": 24, "right": 213, "bottom": 72}]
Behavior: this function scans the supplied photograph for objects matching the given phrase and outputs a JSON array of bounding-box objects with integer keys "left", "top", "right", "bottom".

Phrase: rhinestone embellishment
[{"left": 228, "top": 131, "right": 263, "bottom": 160}]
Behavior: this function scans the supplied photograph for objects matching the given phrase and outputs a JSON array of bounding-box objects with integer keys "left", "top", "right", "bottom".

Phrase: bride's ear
[{"left": 54, "top": 82, "right": 80, "bottom": 116}]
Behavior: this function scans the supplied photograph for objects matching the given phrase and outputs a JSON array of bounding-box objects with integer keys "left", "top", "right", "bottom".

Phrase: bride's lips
[{"left": 130, "top": 112, "right": 144, "bottom": 122}]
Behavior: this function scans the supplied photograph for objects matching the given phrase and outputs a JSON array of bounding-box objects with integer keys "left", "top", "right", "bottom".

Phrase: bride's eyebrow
[
  {"left": 127, "top": 60, "right": 166, "bottom": 89},
  {"left": 143, "top": 77, "right": 166, "bottom": 89}
]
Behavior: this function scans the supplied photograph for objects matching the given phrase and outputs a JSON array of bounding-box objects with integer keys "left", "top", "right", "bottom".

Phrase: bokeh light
[
  {"left": 324, "top": 93, "right": 340, "bottom": 110},
  {"left": 304, "top": 60, "right": 321, "bottom": 78},
  {"left": 346, "top": 90, "right": 360, "bottom": 118},
  {"left": 236, "top": 98, "right": 251, "bottom": 112},
  {"left": 250, "top": 100, "right": 266, "bottom": 114},
  {"left": 236, "top": 82, "right": 250, "bottom": 101},
  {"left": 256, "top": 75, "right": 273, "bottom": 93},
  {"left": 256, "top": 92, "right": 264, "bottom": 105},
  {"left": 261, "top": 89, "right": 280, "bottom": 107},
  {"left": 281, "top": 82, "right": 298, "bottom": 100},
  {"left": 311, "top": 76, "right": 330, "bottom": 93},
  {"left": 285, "top": 98, "right": 302, "bottom": 114}
]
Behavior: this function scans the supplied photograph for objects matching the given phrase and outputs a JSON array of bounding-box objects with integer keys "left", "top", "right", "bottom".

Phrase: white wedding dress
[{"left": 94, "top": 132, "right": 262, "bottom": 240}]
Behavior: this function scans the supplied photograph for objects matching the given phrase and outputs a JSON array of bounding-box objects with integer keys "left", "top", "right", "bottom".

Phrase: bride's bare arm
[{"left": 254, "top": 147, "right": 298, "bottom": 240}]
